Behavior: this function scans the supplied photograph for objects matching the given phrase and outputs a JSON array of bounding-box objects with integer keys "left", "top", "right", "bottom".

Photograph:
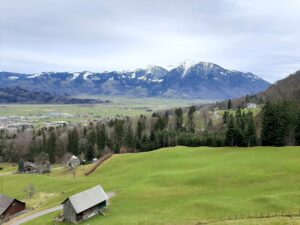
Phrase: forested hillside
[
  {"left": 0, "top": 86, "right": 107, "bottom": 104},
  {"left": 260, "top": 70, "right": 300, "bottom": 103}
]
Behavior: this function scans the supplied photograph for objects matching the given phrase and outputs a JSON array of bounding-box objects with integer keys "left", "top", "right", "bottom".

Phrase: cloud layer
[{"left": 1, "top": 0, "right": 300, "bottom": 82}]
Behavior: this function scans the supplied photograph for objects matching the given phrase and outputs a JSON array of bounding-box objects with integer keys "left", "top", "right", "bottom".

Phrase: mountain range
[{"left": 0, "top": 61, "right": 270, "bottom": 99}]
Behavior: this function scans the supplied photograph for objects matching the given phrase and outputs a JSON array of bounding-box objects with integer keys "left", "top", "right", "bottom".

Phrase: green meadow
[
  {"left": 0, "top": 97, "right": 211, "bottom": 127},
  {"left": 2, "top": 146, "right": 300, "bottom": 225}
]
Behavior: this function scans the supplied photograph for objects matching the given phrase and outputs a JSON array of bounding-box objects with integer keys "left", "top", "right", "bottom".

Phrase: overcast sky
[{"left": 1, "top": 0, "right": 300, "bottom": 82}]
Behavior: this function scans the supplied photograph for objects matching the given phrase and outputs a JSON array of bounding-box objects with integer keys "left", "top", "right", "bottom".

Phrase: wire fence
[{"left": 197, "top": 208, "right": 300, "bottom": 224}]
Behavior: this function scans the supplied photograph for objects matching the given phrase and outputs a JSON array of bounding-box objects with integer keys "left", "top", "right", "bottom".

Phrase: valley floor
[{"left": 2, "top": 146, "right": 300, "bottom": 225}]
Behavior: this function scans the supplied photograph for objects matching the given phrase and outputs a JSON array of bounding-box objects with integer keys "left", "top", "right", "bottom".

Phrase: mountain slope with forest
[
  {"left": 259, "top": 70, "right": 300, "bottom": 103},
  {"left": 0, "top": 87, "right": 107, "bottom": 104}
]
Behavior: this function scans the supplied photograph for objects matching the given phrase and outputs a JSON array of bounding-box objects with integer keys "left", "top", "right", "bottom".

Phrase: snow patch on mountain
[
  {"left": 27, "top": 73, "right": 43, "bottom": 79},
  {"left": 70, "top": 72, "right": 80, "bottom": 80},
  {"left": 83, "top": 72, "right": 93, "bottom": 80},
  {"left": 8, "top": 76, "right": 19, "bottom": 80}
]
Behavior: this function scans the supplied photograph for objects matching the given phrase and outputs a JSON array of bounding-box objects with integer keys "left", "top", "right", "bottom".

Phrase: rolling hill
[
  {"left": 0, "top": 86, "right": 108, "bottom": 104},
  {"left": 0, "top": 62, "right": 270, "bottom": 99},
  {"left": 3, "top": 146, "right": 300, "bottom": 225}
]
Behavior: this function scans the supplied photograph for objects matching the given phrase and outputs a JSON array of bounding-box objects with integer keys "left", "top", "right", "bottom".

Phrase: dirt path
[
  {"left": 8, "top": 205, "right": 63, "bottom": 225},
  {"left": 8, "top": 191, "right": 116, "bottom": 225}
]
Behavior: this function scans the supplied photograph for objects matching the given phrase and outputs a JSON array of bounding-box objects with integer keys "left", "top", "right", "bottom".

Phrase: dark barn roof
[{"left": 0, "top": 194, "right": 25, "bottom": 215}]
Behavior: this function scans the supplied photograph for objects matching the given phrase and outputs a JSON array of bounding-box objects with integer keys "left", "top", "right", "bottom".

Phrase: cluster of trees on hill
[
  {"left": 223, "top": 101, "right": 300, "bottom": 147},
  {"left": 224, "top": 109, "right": 257, "bottom": 147},
  {"left": 0, "top": 100, "right": 299, "bottom": 164},
  {"left": 261, "top": 101, "right": 300, "bottom": 146}
]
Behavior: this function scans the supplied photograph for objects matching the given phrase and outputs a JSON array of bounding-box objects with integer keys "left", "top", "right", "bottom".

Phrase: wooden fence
[{"left": 197, "top": 208, "right": 300, "bottom": 224}]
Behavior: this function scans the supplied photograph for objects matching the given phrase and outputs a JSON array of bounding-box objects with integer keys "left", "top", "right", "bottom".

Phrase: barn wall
[
  {"left": 63, "top": 200, "right": 77, "bottom": 222},
  {"left": 2, "top": 200, "right": 25, "bottom": 221}
]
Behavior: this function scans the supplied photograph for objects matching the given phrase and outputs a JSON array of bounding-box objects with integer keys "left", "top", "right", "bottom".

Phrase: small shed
[
  {"left": 23, "top": 161, "right": 38, "bottom": 173},
  {"left": 62, "top": 185, "right": 108, "bottom": 223},
  {"left": 66, "top": 155, "right": 81, "bottom": 169},
  {"left": 246, "top": 103, "right": 257, "bottom": 109},
  {"left": 0, "top": 194, "right": 26, "bottom": 222}
]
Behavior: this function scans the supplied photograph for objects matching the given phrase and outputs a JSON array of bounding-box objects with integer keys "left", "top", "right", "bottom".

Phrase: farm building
[
  {"left": 62, "top": 185, "right": 108, "bottom": 223},
  {"left": 0, "top": 194, "right": 26, "bottom": 222},
  {"left": 246, "top": 103, "right": 257, "bottom": 109},
  {"left": 18, "top": 161, "right": 51, "bottom": 174},
  {"left": 66, "top": 155, "right": 80, "bottom": 169},
  {"left": 20, "top": 161, "right": 38, "bottom": 173}
]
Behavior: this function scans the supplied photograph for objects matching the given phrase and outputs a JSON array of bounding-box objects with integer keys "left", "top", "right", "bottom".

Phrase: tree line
[{"left": 0, "top": 101, "right": 299, "bottom": 164}]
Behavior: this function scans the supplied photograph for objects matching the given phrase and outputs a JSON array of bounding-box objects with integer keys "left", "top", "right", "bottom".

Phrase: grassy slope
[{"left": 3, "top": 146, "right": 300, "bottom": 225}]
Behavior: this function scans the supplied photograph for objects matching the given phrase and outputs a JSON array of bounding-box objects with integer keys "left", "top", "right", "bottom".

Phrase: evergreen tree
[
  {"left": 96, "top": 124, "right": 106, "bottom": 150},
  {"left": 47, "top": 131, "right": 56, "bottom": 163},
  {"left": 136, "top": 116, "right": 145, "bottom": 140},
  {"left": 295, "top": 113, "right": 300, "bottom": 145},
  {"left": 225, "top": 115, "right": 235, "bottom": 146},
  {"left": 261, "top": 102, "right": 286, "bottom": 146},
  {"left": 187, "top": 106, "right": 196, "bottom": 133},
  {"left": 245, "top": 114, "right": 257, "bottom": 147},
  {"left": 68, "top": 128, "right": 79, "bottom": 155},
  {"left": 227, "top": 99, "right": 232, "bottom": 109},
  {"left": 124, "top": 124, "right": 135, "bottom": 149},
  {"left": 223, "top": 111, "right": 229, "bottom": 124},
  {"left": 175, "top": 108, "right": 184, "bottom": 131},
  {"left": 87, "top": 129, "right": 96, "bottom": 147}
]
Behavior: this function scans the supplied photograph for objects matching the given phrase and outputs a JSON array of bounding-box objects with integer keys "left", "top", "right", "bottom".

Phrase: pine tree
[
  {"left": 47, "top": 131, "right": 56, "bottom": 163},
  {"left": 245, "top": 113, "right": 257, "bottom": 147},
  {"left": 223, "top": 111, "right": 229, "bottom": 124},
  {"left": 136, "top": 116, "right": 145, "bottom": 140},
  {"left": 225, "top": 115, "right": 235, "bottom": 146},
  {"left": 125, "top": 124, "right": 135, "bottom": 149},
  {"left": 175, "top": 108, "right": 184, "bottom": 131},
  {"left": 227, "top": 99, "right": 232, "bottom": 109},
  {"left": 294, "top": 112, "right": 300, "bottom": 145},
  {"left": 68, "top": 128, "right": 79, "bottom": 155},
  {"left": 261, "top": 102, "right": 286, "bottom": 146},
  {"left": 187, "top": 106, "right": 196, "bottom": 133},
  {"left": 96, "top": 124, "right": 106, "bottom": 151}
]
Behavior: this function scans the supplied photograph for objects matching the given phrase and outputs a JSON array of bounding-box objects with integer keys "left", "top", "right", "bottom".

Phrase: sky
[{"left": 1, "top": 0, "right": 300, "bottom": 82}]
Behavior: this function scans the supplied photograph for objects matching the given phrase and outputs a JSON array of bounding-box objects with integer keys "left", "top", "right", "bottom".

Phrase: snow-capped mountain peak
[{"left": 1, "top": 61, "right": 270, "bottom": 99}]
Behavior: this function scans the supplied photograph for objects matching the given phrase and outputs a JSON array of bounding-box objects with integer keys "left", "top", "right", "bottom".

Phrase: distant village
[{"left": 0, "top": 112, "right": 94, "bottom": 131}]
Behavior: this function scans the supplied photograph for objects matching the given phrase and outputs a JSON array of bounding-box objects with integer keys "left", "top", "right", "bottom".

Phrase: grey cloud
[{"left": 0, "top": 0, "right": 300, "bottom": 82}]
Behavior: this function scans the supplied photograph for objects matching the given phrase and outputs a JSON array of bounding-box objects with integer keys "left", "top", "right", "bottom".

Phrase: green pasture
[{"left": 2, "top": 146, "right": 300, "bottom": 225}]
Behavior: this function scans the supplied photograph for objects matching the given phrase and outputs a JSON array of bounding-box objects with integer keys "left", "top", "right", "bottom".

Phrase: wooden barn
[
  {"left": 0, "top": 194, "right": 26, "bottom": 222},
  {"left": 62, "top": 185, "right": 108, "bottom": 223}
]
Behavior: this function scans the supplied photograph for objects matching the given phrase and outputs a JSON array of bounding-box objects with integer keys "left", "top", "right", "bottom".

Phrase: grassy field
[
  {"left": 3, "top": 146, "right": 300, "bottom": 225},
  {"left": 0, "top": 97, "right": 211, "bottom": 127}
]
